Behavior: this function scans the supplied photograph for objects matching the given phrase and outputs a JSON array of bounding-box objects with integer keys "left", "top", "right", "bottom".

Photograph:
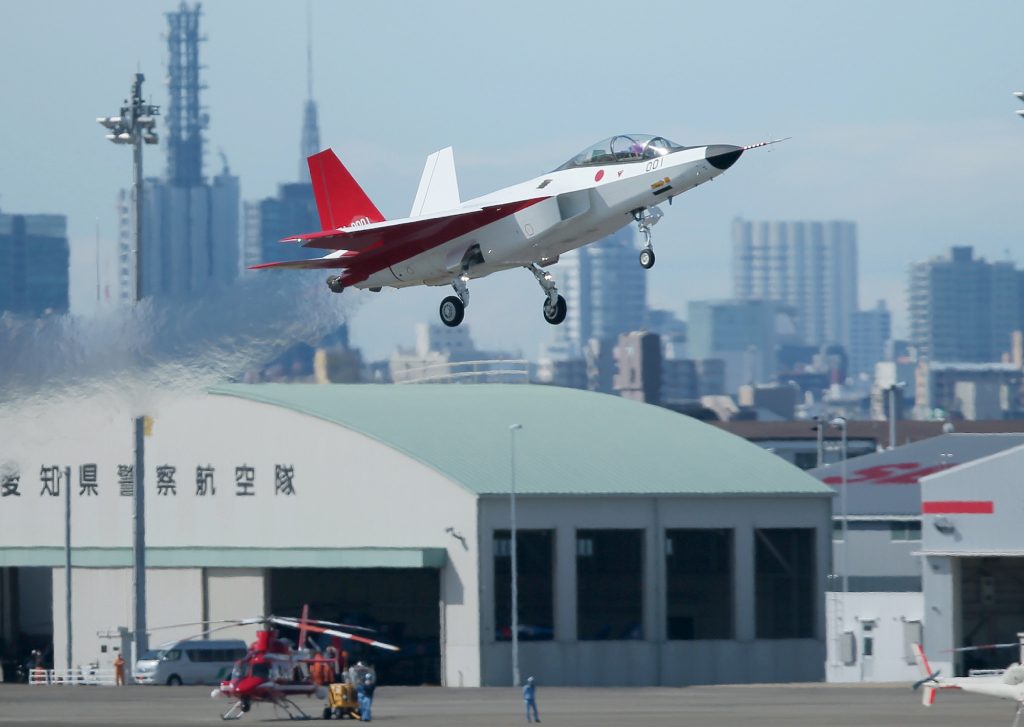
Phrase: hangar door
[
  {"left": 958, "top": 557, "right": 1024, "bottom": 673},
  {"left": 268, "top": 568, "right": 439, "bottom": 685}
]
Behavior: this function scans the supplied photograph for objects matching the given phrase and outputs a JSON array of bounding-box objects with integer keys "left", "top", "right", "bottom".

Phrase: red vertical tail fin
[{"left": 307, "top": 149, "right": 385, "bottom": 231}]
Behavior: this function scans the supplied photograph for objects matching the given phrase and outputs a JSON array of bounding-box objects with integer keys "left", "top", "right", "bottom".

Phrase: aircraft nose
[{"left": 705, "top": 144, "right": 744, "bottom": 170}]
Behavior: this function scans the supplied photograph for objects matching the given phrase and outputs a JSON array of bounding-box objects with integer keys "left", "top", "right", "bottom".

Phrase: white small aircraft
[
  {"left": 252, "top": 133, "right": 780, "bottom": 327},
  {"left": 913, "top": 637, "right": 1024, "bottom": 726}
]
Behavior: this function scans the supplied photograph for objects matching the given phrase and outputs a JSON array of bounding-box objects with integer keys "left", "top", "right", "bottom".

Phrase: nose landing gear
[{"left": 631, "top": 207, "right": 663, "bottom": 269}]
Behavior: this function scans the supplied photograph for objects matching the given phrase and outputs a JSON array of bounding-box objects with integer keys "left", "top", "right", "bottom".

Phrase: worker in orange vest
[{"left": 113, "top": 653, "right": 126, "bottom": 686}]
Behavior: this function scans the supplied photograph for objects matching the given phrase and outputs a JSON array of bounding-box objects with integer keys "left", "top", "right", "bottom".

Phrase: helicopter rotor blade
[
  {"left": 273, "top": 616, "right": 377, "bottom": 634},
  {"left": 268, "top": 617, "right": 399, "bottom": 652}
]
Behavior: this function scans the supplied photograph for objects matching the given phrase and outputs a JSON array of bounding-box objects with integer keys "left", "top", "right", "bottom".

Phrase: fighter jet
[{"left": 252, "top": 133, "right": 779, "bottom": 327}]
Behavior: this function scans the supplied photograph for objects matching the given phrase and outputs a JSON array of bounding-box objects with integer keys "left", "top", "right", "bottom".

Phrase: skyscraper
[
  {"left": 0, "top": 210, "right": 68, "bottom": 316},
  {"left": 849, "top": 300, "right": 892, "bottom": 377},
  {"left": 908, "top": 246, "right": 1022, "bottom": 362},
  {"left": 558, "top": 227, "right": 646, "bottom": 354},
  {"left": 118, "top": 2, "right": 240, "bottom": 300},
  {"left": 242, "top": 14, "right": 320, "bottom": 269},
  {"left": 687, "top": 299, "right": 786, "bottom": 393},
  {"left": 732, "top": 217, "right": 858, "bottom": 347}
]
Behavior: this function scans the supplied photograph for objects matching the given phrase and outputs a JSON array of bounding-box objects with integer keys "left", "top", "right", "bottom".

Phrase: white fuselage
[{"left": 358, "top": 145, "right": 724, "bottom": 289}]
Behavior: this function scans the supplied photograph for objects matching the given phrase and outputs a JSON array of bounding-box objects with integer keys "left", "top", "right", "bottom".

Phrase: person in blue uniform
[
  {"left": 357, "top": 673, "right": 376, "bottom": 721},
  {"left": 523, "top": 676, "right": 540, "bottom": 723}
]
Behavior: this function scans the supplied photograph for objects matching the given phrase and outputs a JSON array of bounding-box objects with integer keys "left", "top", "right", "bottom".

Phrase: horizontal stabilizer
[
  {"left": 410, "top": 146, "right": 460, "bottom": 217},
  {"left": 248, "top": 255, "right": 352, "bottom": 271}
]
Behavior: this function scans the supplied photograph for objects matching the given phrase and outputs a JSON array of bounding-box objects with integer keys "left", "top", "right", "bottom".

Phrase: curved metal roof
[{"left": 210, "top": 383, "right": 831, "bottom": 498}]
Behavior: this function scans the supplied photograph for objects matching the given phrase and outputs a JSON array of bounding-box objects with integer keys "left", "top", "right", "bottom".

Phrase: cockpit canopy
[{"left": 554, "top": 134, "right": 686, "bottom": 171}]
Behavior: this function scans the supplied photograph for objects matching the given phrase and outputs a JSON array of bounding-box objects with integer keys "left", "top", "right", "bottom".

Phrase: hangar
[
  {"left": 0, "top": 384, "right": 831, "bottom": 686},
  {"left": 919, "top": 443, "right": 1024, "bottom": 676}
]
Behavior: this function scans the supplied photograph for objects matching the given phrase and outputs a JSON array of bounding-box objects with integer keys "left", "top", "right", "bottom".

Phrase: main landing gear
[
  {"left": 528, "top": 263, "right": 567, "bottom": 325},
  {"left": 436, "top": 265, "right": 568, "bottom": 327},
  {"left": 326, "top": 275, "right": 344, "bottom": 293},
  {"left": 439, "top": 274, "right": 470, "bottom": 327},
  {"left": 632, "top": 207, "right": 664, "bottom": 269}
]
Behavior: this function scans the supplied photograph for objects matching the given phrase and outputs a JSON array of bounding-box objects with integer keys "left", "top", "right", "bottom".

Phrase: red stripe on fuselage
[
  {"left": 922, "top": 500, "right": 994, "bottom": 514},
  {"left": 339, "top": 197, "right": 549, "bottom": 286}
]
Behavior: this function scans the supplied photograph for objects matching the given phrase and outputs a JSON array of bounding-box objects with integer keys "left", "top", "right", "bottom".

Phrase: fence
[{"left": 28, "top": 667, "right": 118, "bottom": 686}]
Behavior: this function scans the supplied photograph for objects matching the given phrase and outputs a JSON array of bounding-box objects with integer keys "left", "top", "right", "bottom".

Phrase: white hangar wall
[{"left": 0, "top": 392, "right": 480, "bottom": 685}]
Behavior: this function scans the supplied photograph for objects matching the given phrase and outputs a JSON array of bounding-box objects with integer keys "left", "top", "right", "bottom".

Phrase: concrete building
[
  {"left": 688, "top": 299, "right": 786, "bottom": 393},
  {"left": 0, "top": 211, "right": 68, "bottom": 317},
  {"left": 919, "top": 443, "right": 1024, "bottom": 675},
  {"left": 908, "top": 246, "right": 1023, "bottom": 362},
  {"left": 118, "top": 3, "right": 239, "bottom": 301},
  {"left": 914, "top": 361, "right": 1022, "bottom": 420},
  {"left": 849, "top": 301, "right": 891, "bottom": 379},
  {"left": 558, "top": 228, "right": 646, "bottom": 354},
  {"left": 732, "top": 218, "right": 858, "bottom": 347},
  {"left": 807, "top": 434, "right": 1024, "bottom": 682},
  {"left": 613, "top": 331, "right": 661, "bottom": 404},
  {"left": 0, "top": 384, "right": 831, "bottom": 686}
]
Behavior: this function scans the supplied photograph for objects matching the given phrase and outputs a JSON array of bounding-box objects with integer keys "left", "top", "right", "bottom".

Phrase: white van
[{"left": 134, "top": 639, "right": 248, "bottom": 685}]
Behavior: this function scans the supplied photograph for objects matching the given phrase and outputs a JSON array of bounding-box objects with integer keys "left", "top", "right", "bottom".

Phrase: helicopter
[{"left": 154, "top": 606, "right": 398, "bottom": 720}]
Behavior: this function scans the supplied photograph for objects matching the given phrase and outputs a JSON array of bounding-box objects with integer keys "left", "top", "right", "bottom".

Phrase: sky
[{"left": 1, "top": 0, "right": 1022, "bottom": 361}]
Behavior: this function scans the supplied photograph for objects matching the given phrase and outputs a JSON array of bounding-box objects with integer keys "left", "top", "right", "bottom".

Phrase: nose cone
[{"left": 705, "top": 144, "right": 744, "bottom": 170}]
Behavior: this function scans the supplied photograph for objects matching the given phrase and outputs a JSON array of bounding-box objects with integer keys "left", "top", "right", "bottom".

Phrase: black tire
[
  {"left": 166, "top": 674, "right": 182, "bottom": 686},
  {"left": 326, "top": 275, "right": 345, "bottom": 293},
  {"left": 639, "top": 248, "right": 655, "bottom": 269},
  {"left": 323, "top": 706, "right": 333, "bottom": 720},
  {"left": 439, "top": 296, "right": 465, "bottom": 327},
  {"left": 543, "top": 295, "right": 568, "bottom": 325}
]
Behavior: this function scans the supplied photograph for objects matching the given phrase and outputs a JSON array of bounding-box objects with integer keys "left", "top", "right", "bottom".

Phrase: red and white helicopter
[
  {"left": 252, "top": 133, "right": 781, "bottom": 327},
  {"left": 913, "top": 636, "right": 1024, "bottom": 727},
  {"left": 162, "top": 607, "right": 398, "bottom": 721}
]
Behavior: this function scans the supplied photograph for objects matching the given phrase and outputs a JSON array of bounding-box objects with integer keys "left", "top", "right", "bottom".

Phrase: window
[
  {"left": 755, "top": 528, "right": 815, "bottom": 639},
  {"left": 159, "top": 649, "right": 182, "bottom": 662},
  {"left": 494, "top": 530, "right": 554, "bottom": 641},
  {"left": 666, "top": 529, "right": 733, "bottom": 640},
  {"left": 577, "top": 529, "right": 643, "bottom": 640},
  {"left": 890, "top": 520, "right": 922, "bottom": 541},
  {"left": 794, "top": 452, "right": 818, "bottom": 470}
]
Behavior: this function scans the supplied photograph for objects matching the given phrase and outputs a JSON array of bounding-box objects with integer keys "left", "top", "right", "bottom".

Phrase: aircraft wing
[{"left": 254, "top": 197, "right": 548, "bottom": 284}]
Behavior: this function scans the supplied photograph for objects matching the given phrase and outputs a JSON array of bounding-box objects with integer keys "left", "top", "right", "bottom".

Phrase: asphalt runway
[{"left": 0, "top": 683, "right": 1014, "bottom": 727}]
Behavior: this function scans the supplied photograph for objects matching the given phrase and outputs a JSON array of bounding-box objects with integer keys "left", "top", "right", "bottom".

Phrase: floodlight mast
[{"left": 97, "top": 73, "right": 159, "bottom": 671}]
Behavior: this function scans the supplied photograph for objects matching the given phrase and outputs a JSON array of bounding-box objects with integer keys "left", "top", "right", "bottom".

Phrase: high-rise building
[
  {"left": 558, "top": 227, "right": 646, "bottom": 354},
  {"left": 118, "top": 3, "right": 240, "bottom": 300},
  {"left": 849, "top": 300, "right": 892, "bottom": 377},
  {"left": 0, "top": 211, "right": 68, "bottom": 316},
  {"left": 732, "top": 217, "right": 858, "bottom": 346},
  {"left": 242, "top": 15, "right": 320, "bottom": 269},
  {"left": 908, "top": 246, "right": 1022, "bottom": 362}
]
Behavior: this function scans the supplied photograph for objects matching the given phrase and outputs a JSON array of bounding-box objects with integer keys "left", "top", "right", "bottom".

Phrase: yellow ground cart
[{"left": 323, "top": 682, "right": 360, "bottom": 720}]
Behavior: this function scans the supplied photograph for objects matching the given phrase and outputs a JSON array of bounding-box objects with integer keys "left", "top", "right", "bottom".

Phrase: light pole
[
  {"left": 98, "top": 73, "right": 159, "bottom": 669},
  {"left": 508, "top": 423, "right": 523, "bottom": 688},
  {"left": 1014, "top": 91, "right": 1023, "bottom": 120},
  {"left": 830, "top": 417, "right": 849, "bottom": 601},
  {"left": 886, "top": 381, "right": 906, "bottom": 450}
]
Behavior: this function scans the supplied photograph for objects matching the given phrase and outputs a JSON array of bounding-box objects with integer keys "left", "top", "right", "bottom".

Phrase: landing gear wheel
[
  {"left": 639, "top": 248, "right": 655, "bottom": 269},
  {"left": 439, "top": 296, "right": 465, "bottom": 327},
  {"left": 326, "top": 275, "right": 344, "bottom": 293},
  {"left": 543, "top": 295, "right": 568, "bottom": 325}
]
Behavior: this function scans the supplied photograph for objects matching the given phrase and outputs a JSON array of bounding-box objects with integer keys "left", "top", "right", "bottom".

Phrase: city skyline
[{"left": 0, "top": 1, "right": 1022, "bottom": 360}]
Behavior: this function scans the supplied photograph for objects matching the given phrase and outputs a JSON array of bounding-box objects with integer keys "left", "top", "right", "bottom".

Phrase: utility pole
[
  {"left": 98, "top": 73, "right": 159, "bottom": 669},
  {"left": 508, "top": 423, "right": 523, "bottom": 688}
]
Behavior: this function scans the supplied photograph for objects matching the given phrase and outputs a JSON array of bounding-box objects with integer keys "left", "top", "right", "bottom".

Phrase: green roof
[{"left": 210, "top": 384, "right": 831, "bottom": 498}]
